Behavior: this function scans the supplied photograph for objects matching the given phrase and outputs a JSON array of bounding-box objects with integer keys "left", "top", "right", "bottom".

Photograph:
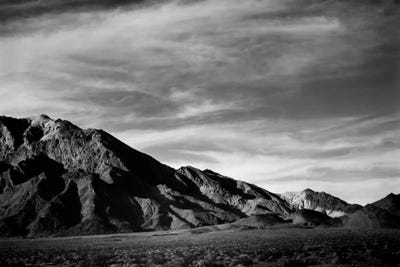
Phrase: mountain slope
[
  {"left": 0, "top": 115, "right": 292, "bottom": 237},
  {"left": 176, "top": 167, "right": 292, "bottom": 217},
  {"left": 345, "top": 205, "right": 400, "bottom": 229},
  {"left": 371, "top": 193, "right": 400, "bottom": 217},
  {"left": 281, "top": 189, "right": 361, "bottom": 218},
  {"left": 345, "top": 194, "right": 400, "bottom": 229}
]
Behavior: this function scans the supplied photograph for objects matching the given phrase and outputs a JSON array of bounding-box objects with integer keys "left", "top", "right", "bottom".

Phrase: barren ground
[{"left": 0, "top": 228, "right": 399, "bottom": 266}]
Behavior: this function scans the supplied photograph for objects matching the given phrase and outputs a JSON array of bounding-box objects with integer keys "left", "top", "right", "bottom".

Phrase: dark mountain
[
  {"left": 0, "top": 115, "right": 293, "bottom": 237},
  {"left": 345, "top": 194, "right": 400, "bottom": 229},
  {"left": 371, "top": 193, "right": 400, "bottom": 216},
  {"left": 345, "top": 205, "right": 400, "bottom": 229},
  {"left": 281, "top": 189, "right": 362, "bottom": 218}
]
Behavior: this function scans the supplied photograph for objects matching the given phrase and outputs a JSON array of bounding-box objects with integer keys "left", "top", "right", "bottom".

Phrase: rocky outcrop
[
  {"left": 281, "top": 189, "right": 362, "bottom": 218},
  {"left": 0, "top": 115, "right": 293, "bottom": 237}
]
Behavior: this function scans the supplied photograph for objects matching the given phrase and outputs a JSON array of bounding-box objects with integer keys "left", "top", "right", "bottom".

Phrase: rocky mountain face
[
  {"left": 0, "top": 115, "right": 293, "bottom": 237},
  {"left": 281, "top": 189, "right": 362, "bottom": 218}
]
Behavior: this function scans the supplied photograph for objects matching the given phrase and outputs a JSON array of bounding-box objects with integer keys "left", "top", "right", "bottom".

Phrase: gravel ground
[{"left": 0, "top": 228, "right": 399, "bottom": 266}]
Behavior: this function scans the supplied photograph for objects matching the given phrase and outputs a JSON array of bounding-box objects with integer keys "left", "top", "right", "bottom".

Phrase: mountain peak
[
  {"left": 179, "top": 165, "right": 200, "bottom": 171},
  {"left": 31, "top": 114, "right": 51, "bottom": 121},
  {"left": 303, "top": 188, "right": 315, "bottom": 193}
]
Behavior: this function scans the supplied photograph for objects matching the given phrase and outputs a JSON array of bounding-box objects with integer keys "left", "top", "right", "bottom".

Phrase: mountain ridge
[
  {"left": 0, "top": 115, "right": 398, "bottom": 237},
  {"left": 0, "top": 115, "right": 293, "bottom": 237}
]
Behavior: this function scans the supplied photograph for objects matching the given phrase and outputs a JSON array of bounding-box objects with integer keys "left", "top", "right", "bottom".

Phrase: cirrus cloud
[{"left": 0, "top": 0, "right": 399, "bottom": 204}]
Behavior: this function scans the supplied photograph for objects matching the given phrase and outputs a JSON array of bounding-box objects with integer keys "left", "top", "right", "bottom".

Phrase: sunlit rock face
[
  {"left": 281, "top": 189, "right": 362, "bottom": 218},
  {"left": 0, "top": 115, "right": 293, "bottom": 237}
]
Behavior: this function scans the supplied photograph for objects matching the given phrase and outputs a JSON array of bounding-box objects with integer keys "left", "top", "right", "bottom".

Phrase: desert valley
[{"left": 1, "top": 0, "right": 399, "bottom": 265}]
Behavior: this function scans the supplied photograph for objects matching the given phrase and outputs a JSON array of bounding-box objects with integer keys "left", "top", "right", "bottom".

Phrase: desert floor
[{"left": 0, "top": 227, "right": 399, "bottom": 266}]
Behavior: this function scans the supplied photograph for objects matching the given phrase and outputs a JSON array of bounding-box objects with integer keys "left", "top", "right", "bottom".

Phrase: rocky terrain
[{"left": 0, "top": 115, "right": 399, "bottom": 238}]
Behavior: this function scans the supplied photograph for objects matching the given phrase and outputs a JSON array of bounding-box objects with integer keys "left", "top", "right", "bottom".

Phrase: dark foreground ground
[{"left": 0, "top": 228, "right": 399, "bottom": 266}]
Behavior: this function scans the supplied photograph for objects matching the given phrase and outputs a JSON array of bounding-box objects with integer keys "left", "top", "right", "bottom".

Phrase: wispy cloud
[{"left": 0, "top": 0, "right": 399, "bottom": 204}]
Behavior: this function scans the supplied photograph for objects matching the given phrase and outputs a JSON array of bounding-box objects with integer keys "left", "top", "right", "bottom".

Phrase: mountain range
[{"left": 0, "top": 115, "right": 399, "bottom": 237}]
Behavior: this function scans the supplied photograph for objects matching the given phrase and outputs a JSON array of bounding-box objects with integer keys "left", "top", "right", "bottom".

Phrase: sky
[{"left": 0, "top": 0, "right": 399, "bottom": 205}]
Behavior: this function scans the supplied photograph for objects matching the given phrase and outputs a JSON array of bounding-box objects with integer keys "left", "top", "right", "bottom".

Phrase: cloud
[{"left": 0, "top": 0, "right": 399, "bottom": 204}]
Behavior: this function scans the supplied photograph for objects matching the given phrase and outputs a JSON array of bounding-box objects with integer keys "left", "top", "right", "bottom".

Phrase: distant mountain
[
  {"left": 345, "top": 194, "right": 400, "bottom": 229},
  {"left": 0, "top": 115, "right": 292, "bottom": 237},
  {"left": 281, "top": 189, "right": 362, "bottom": 218},
  {"left": 371, "top": 193, "right": 400, "bottom": 217},
  {"left": 345, "top": 205, "right": 400, "bottom": 229}
]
